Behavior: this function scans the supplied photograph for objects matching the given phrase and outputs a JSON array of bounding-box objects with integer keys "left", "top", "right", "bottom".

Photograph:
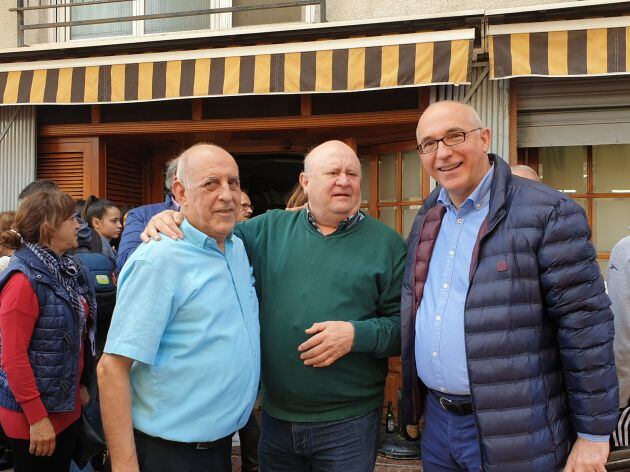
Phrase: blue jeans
[
  {"left": 421, "top": 390, "right": 481, "bottom": 471},
  {"left": 259, "top": 409, "right": 380, "bottom": 472}
]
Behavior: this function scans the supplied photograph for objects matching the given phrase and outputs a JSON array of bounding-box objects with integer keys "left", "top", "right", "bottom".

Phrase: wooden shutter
[
  {"left": 37, "top": 138, "right": 99, "bottom": 199},
  {"left": 105, "top": 142, "right": 145, "bottom": 207}
]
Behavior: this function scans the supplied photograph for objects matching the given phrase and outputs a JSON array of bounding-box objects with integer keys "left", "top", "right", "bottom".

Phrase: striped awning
[
  {"left": 0, "top": 29, "right": 474, "bottom": 105},
  {"left": 489, "top": 16, "right": 630, "bottom": 79}
]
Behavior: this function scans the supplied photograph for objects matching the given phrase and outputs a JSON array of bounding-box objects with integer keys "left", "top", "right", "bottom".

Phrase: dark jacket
[
  {"left": 116, "top": 193, "right": 177, "bottom": 274},
  {"left": 401, "top": 155, "right": 618, "bottom": 472},
  {"left": 0, "top": 246, "right": 96, "bottom": 413}
]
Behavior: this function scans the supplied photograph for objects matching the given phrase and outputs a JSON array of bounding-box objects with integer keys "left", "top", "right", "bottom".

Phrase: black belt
[
  {"left": 432, "top": 391, "right": 474, "bottom": 416},
  {"left": 133, "top": 428, "right": 230, "bottom": 450}
]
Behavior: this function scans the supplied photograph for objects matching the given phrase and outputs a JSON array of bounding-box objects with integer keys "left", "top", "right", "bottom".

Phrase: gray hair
[{"left": 165, "top": 157, "right": 179, "bottom": 191}]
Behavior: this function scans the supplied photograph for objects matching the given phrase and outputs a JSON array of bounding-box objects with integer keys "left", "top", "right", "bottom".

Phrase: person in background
[
  {"left": 0, "top": 212, "right": 16, "bottom": 274},
  {"left": 0, "top": 190, "right": 96, "bottom": 472},
  {"left": 116, "top": 157, "right": 179, "bottom": 274},
  {"left": 285, "top": 182, "right": 307, "bottom": 210},
  {"left": 607, "top": 234, "right": 630, "bottom": 449},
  {"left": 510, "top": 164, "right": 540, "bottom": 182},
  {"left": 239, "top": 190, "right": 254, "bottom": 221},
  {"left": 19, "top": 181, "right": 93, "bottom": 249},
  {"left": 82, "top": 196, "right": 121, "bottom": 264}
]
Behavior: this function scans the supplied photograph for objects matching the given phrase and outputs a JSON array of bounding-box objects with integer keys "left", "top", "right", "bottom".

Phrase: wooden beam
[
  {"left": 301, "top": 95, "right": 312, "bottom": 117},
  {"left": 91, "top": 105, "right": 101, "bottom": 125},
  {"left": 39, "top": 109, "right": 422, "bottom": 137},
  {"left": 192, "top": 99, "right": 203, "bottom": 121}
]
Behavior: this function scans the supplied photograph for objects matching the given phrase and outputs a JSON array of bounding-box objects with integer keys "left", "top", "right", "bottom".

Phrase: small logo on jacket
[{"left": 497, "top": 260, "right": 508, "bottom": 272}]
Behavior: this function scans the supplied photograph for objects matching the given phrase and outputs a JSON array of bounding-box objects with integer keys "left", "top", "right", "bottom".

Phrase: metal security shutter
[
  {"left": 105, "top": 142, "right": 145, "bottom": 207},
  {"left": 0, "top": 106, "right": 36, "bottom": 211},
  {"left": 37, "top": 140, "right": 86, "bottom": 199},
  {"left": 517, "top": 76, "right": 630, "bottom": 147}
]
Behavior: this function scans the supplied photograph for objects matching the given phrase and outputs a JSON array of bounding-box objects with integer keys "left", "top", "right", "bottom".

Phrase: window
[
  {"left": 359, "top": 143, "right": 430, "bottom": 238},
  {"left": 520, "top": 144, "right": 630, "bottom": 278}
]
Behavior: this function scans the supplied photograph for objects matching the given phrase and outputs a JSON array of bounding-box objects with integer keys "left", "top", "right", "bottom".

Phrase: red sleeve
[{"left": 0, "top": 273, "right": 47, "bottom": 425}]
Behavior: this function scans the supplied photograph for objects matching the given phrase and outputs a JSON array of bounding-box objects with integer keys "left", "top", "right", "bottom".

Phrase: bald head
[
  {"left": 177, "top": 144, "right": 236, "bottom": 189},
  {"left": 417, "top": 101, "right": 482, "bottom": 140},
  {"left": 304, "top": 140, "right": 359, "bottom": 175},
  {"left": 172, "top": 143, "right": 240, "bottom": 247},
  {"left": 511, "top": 165, "right": 540, "bottom": 182}
]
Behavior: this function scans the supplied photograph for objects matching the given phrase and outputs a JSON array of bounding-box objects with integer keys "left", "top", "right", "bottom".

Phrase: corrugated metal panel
[
  {"left": 0, "top": 106, "right": 36, "bottom": 212},
  {"left": 429, "top": 64, "right": 510, "bottom": 161}
]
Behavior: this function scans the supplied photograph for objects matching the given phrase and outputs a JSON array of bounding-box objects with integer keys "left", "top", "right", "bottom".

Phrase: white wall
[
  {"left": 0, "top": 0, "right": 17, "bottom": 49},
  {"left": 326, "top": 0, "right": 575, "bottom": 21}
]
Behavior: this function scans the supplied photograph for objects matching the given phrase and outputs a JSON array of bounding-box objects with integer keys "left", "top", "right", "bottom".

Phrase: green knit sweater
[{"left": 235, "top": 209, "right": 406, "bottom": 422}]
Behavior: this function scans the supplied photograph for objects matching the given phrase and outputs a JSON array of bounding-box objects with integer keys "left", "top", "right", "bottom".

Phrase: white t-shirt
[{"left": 0, "top": 256, "right": 10, "bottom": 273}]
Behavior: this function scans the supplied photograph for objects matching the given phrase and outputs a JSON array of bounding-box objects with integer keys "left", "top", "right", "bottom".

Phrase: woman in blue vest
[{"left": 0, "top": 190, "right": 96, "bottom": 472}]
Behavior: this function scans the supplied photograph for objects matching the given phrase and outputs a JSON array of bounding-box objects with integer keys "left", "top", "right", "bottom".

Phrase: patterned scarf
[{"left": 23, "top": 242, "right": 96, "bottom": 356}]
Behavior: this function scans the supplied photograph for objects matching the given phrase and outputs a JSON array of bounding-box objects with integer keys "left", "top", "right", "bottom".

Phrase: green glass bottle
[{"left": 386, "top": 401, "right": 395, "bottom": 433}]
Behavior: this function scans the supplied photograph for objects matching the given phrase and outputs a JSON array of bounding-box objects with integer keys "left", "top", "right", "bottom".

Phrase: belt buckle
[
  {"left": 195, "top": 442, "right": 211, "bottom": 450},
  {"left": 439, "top": 397, "right": 454, "bottom": 412}
]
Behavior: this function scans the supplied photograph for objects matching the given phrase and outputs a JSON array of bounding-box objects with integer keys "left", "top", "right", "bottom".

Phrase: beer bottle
[{"left": 386, "top": 401, "right": 395, "bottom": 433}]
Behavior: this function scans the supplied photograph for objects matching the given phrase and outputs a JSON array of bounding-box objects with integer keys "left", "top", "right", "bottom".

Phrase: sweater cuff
[
  {"left": 349, "top": 320, "right": 375, "bottom": 353},
  {"left": 577, "top": 432, "right": 610, "bottom": 443},
  {"left": 21, "top": 397, "right": 48, "bottom": 425}
]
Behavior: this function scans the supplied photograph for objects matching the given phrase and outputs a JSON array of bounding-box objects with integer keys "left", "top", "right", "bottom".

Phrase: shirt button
[
  {"left": 449, "top": 250, "right": 455, "bottom": 256},
  {"left": 475, "top": 203, "right": 481, "bottom": 209},
  {"left": 436, "top": 315, "right": 441, "bottom": 321},
  {"left": 456, "top": 218, "right": 463, "bottom": 224},
  {"left": 432, "top": 352, "right": 438, "bottom": 358},
  {"left": 442, "top": 283, "right": 448, "bottom": 289}
]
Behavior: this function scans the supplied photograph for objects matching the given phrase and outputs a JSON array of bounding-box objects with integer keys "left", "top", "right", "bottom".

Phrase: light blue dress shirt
[
  {"left": 104, "top": 218, "right": 260, "bottom": 442},
  {"left": 414, "top": 166, "right": 607, "bottom": 442},
  {"left": 415, "top": 165, "right": 494, "bottom": 396}
]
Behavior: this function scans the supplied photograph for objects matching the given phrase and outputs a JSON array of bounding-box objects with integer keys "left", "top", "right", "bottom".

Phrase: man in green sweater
[{"left": 143, "top": 140, "right": 406, "bottom": 471}]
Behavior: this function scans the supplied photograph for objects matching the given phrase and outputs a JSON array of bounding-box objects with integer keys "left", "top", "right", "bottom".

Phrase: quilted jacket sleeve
[
  {"left": 537, "top": 197, "right": 619, "bottom": 436},
  {"left": 115, "top": 208, "right": 144, "bottom": 275}
]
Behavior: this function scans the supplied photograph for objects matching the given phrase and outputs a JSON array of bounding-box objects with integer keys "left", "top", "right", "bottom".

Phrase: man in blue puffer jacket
[
  {"left": 401, "top": 101, "right": 618, "bottom": 472},
  {"left": 115, "top": 158, "right": 179, "bottom": 274}
]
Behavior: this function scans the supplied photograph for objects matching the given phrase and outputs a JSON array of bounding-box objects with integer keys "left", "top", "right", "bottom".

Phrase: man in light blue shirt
[{"left": 98, "top": 144, "right": 259, "bottom": 472}]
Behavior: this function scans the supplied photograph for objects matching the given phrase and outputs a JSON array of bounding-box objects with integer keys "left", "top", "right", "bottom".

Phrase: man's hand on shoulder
[
  {"left": 140, "top": 210, "right": 184, "bottom": 243},
  {"left": 564, "top": 437, "right": 609, "bottom": 472},
  {"left": 298, "top": 321, "right": 354, "bottom": 368}
]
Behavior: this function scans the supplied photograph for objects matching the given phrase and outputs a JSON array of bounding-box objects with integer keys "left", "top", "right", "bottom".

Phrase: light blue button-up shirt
[
  {"left": 105, "top": 218, "right": 260, "bottom": 442},
  {"left": 415, "top": 165, "right": 494, "bottom": 395}
]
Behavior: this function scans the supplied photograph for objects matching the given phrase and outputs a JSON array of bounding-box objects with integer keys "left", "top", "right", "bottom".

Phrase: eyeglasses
[
  {"left": 416, "top": 128, "right": 482, "bottom": 155},
  {"left": 241, "top": 203, "right": 253, "bottom": 211}
]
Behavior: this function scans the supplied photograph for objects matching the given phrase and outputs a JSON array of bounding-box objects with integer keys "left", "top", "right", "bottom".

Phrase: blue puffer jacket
[
  {"left": 116, "top": 192, "right": 177, "bottom": 274},
  {"left": 0, "top": 246, "right": 95, "bottom": 413},
  {"left": 401, "top": 155, "right": 619, "bottom": 472}
]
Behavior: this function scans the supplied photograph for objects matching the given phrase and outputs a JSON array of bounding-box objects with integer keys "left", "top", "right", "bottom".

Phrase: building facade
[{"left": 1, "top": 0, "right": 629, "bottom": 417}]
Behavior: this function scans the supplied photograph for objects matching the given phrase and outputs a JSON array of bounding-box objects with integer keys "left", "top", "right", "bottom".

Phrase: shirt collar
[
  {"left": 180, "top": 218, "right": 233, "bottom": 251},
  {"left": 305, "top": 204, "right": 364, "bottom": 234},
  {"left": 437, "top": 163, "right": 494, "bottom": 212}
]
